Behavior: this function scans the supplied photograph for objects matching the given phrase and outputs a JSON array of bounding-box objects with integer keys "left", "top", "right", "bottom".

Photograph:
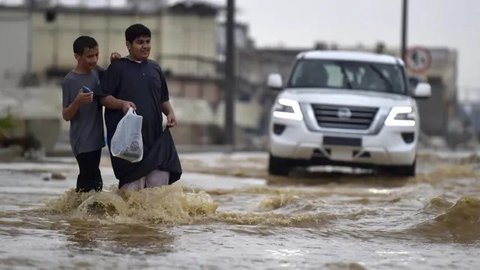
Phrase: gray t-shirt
[{"left": 62, "top": 69, "right": 105, "bottom": 156}]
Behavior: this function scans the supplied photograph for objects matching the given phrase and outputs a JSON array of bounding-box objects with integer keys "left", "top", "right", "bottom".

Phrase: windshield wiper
[{"left": 369, "top": 64, "right": 394, "bottom": 92}]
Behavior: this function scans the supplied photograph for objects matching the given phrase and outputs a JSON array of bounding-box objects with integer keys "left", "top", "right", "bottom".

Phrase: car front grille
[{"left": 311, "top": 104, "right": 379, "bottom": 130}]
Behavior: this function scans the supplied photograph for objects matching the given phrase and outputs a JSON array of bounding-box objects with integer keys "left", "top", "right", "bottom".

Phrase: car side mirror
[
  {"left": 267, "top": 73, "right": 283, "bottom": 90},
  {"left": 413, "top": 82, "right": 431, "bottom": 98}
]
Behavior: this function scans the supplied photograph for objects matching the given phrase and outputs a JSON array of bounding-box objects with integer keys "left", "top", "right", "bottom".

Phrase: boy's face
[
  {"left": 75, "top": 46, "right": 99, "bottom": 71},
  {"left": 127, "top": 36, "right": 151, "bottom": 61}
]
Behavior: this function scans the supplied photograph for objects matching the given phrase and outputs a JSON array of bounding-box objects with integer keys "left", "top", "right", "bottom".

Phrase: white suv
[{"left": 267, "top": 51, "right": 431, "bottom": 176}]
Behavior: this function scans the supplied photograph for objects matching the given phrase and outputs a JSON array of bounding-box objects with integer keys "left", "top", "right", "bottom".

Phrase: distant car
[{"left": 267, "top": 50, "right": 431, "bottom": 176}]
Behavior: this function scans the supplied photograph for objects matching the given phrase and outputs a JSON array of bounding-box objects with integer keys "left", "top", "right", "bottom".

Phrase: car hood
[{"left": 280, "top": 88, "right": 414, "bottom": 107}]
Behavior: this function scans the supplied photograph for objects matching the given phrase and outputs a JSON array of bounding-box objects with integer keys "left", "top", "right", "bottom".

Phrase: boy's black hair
[
  {"left": 73, "top": 36, "right": 98, "bottom": 55},
  {"left": 125, "top": 24, "right": 151, "bottom": 43}
]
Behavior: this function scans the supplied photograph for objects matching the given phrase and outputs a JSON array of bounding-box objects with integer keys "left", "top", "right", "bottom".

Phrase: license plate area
[{"left": 323, "top": 136, "right": 362, "bottom": 147}]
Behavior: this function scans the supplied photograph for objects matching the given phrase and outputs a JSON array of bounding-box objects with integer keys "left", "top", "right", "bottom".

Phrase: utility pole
[
  {"left": 26, "top": 0, "right": 33, "bottom": 75},
  {"left": 400, "top": 0, "right": 408, "bottom": 62},
  {"left": 225, "top": 0, "right": 236, "bottom": 149}
]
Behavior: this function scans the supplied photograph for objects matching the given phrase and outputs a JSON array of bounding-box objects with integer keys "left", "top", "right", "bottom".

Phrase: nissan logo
[{"left": 337, "top": 108, "right": 352, "bottom": 119}]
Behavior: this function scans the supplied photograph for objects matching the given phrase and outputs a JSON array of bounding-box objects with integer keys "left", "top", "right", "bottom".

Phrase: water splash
[
  {"left": 257, "top": 194, "right": 300, "bottom": 211},
  {"left": 45, "top": 185, "right": 219, "bottom": 225}
]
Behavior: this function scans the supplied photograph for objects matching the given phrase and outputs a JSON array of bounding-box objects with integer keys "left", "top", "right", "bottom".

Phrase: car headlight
[
  {"left": 385, "top": 106, "right": 416, "bottom": 127},
  {"left": 273, "top": 98, "right": 303, "bottom": 120}
]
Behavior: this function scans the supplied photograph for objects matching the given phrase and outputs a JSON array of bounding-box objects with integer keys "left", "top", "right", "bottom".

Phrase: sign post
[{"left": 406, "top": 46, "right": 432, "bottom": 74}]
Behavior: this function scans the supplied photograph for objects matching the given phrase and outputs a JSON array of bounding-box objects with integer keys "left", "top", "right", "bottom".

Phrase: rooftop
[
  {"left": 0, "top": 0, "right": 219, "bottom": 16},
  {"left": 298, "top": 50, "right": 403, "bottom": 65}
]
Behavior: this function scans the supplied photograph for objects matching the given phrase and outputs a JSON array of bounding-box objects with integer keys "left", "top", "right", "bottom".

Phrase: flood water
[{"left": 0, "top": 150, "right": 479, "bottom": 269}]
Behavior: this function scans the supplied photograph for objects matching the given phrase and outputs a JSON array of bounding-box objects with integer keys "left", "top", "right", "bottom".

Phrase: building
[{"left": 0, "top": 1, "right": 227, "bottom": 151}]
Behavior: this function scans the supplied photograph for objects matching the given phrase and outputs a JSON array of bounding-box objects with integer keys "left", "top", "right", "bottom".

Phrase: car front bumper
[{"left": 269, "top": 117, "right": 418, "bottom": 166}]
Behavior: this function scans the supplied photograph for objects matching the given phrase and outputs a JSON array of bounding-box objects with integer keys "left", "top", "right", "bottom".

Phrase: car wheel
[
  {"left": 385, "top": 160, "right": 416, "bottom": 177},
  {"left": 268, "top": 154, "right": 291, "bottom": 176}
]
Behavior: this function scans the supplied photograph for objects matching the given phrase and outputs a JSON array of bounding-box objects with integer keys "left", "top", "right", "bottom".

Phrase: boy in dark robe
[{"left": 96, "top": 23, "right": 182, "bottom": 191}]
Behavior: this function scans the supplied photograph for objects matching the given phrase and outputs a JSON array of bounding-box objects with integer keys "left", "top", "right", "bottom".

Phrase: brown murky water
[{"left": 0, "top": 150, "right": 479, "bottom": 269}]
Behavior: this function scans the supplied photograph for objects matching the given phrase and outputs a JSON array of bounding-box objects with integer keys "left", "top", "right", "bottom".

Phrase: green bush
[{"left": 0, "top": 115, "right": 18, "bottom": 136}]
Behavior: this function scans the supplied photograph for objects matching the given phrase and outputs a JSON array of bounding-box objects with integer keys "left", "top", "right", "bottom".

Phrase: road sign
[{"left": 406, "top": 47, "right": 432, "bottom": 73}]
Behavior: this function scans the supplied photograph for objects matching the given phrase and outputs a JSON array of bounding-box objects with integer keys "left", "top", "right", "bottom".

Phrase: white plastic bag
[{"left": 111, "top": 108, "right": 143, "bottom": 163}]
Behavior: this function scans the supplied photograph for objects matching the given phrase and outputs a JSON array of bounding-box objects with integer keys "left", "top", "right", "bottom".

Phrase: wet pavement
[{"left": 0, "top": 150, "right": 479, "bottom": 269}]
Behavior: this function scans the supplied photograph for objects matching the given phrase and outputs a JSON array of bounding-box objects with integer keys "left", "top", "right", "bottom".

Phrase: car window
[
  {"left": 324, "top": 64, "right": 343, "bottom": 88},
  {"left": 289, "top": 59, "right": 407, "bottom": 94}
]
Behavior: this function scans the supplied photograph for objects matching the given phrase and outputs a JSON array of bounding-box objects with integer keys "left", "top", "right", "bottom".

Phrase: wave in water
[
  {"left": 44, "top": 185, "right": 342, "bottom": 227},
  {"left": 412, "top": 196, "right": 480, "bottom": 243}
]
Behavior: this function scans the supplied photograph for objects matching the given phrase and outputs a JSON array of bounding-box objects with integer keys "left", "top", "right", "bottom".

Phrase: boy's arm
[
  {"left": 63, "top": 91, "right": 94, "bottom": 121},
  {"left": 62, "top": 95, "right": 80, "bottom": 121},
  {"left": 157, "top": 65, "right": 176, "bottom": 127},
  {"left": 101, "top": 96, "right": 136, "bottom": 114},
  {"left": 161, "top": 101, "right": 176, "bottom": 127},
  {"left": 110, "top": 52, "right": 121, "bottom": 62},
  {"left": 62, "top": 80, "right": 93, "bottom": 121},
  {"left": 95, "top": 60, "right": 135, "bottom": 113}
]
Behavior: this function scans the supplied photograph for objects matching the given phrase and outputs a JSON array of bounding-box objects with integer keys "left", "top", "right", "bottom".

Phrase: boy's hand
[
  {"left": 166, "top": 113, "right": 177, "bottom": 127},
  {"left": 121, "top": 101, "right": 136, "bottom": 114},
  {"left": 74, "top": 89, "right": 93, "bottom": 104},
  {"left": 110, "top": 52, "right": 121, "bottom": 63}
]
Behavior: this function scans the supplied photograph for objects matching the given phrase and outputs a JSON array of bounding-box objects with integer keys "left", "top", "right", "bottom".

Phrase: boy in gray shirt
[{"left": 62, "top": 36, "right": 106, "bottom": 192}]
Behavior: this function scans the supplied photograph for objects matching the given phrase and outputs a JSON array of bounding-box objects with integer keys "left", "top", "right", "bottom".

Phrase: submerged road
[{"left": 0, "top": 150, "right": 479, "bottom": 269}]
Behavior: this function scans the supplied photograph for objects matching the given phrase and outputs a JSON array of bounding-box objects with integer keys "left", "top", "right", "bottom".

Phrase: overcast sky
[
  {"left": 2, "top": 0, "right": 479, "bottom": 88},
  {"left": 209, "top": 0, "right": 479, "bottom": 89}
]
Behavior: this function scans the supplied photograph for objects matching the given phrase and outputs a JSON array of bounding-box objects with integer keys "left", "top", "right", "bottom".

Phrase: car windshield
[{"left": 288, "top": 59, "right": 407, "bottom": 94}]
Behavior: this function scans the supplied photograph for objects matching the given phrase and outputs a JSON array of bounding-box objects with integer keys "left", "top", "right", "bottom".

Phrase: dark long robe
[{"left": 96, "top": 58, "right": 182, "bottom": 188}]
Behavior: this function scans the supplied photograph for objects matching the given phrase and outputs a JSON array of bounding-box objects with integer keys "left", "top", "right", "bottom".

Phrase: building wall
[
  {"left": 158, "top": 12, "right": 222, "bottom": 113},
  {"left": 159, "top": 13, "right": 218, "bottom": 78},
  {"left": 0, "top": 5, "right": 224, "bottom": 148},
  {"left": 29, "top": 11, "right": 160, "bottom": 73},
  {"left": 0, "top": 7, "right": 220, "bottom": 90},
  {"left": 0, "top": 10, "right": 29, "bottom": 86}
]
